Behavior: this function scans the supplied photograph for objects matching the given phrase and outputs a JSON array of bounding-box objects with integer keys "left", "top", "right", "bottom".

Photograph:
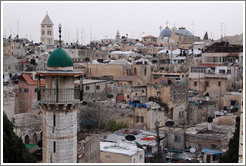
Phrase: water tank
[{"left": 129, "top": 100, "right": 132, "bottom": 105}]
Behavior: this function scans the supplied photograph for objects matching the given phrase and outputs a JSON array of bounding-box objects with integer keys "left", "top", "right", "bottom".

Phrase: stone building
[
  {"left": 3, "top": 85, "right": 19, "bottom": 118},
  {"left": 37, "top": 34, "right": 84, "bottom": 162},
  {"left": 75, "top": 79, "right": 107, "bottom": 102},
  {"left": 13, "top": 113, "right": 43, "bottom": 145},
  {"left": 114, "top": 76, "right": 146, "bottom": 103},
  {"left": 141, "top": 35, "right": 158, "bottom": 46},
  {"left": 77, "top": 134, "right": 100, "bottom": 163},
  {"left": 100, "top": 141, "right": 145, "bottom": 163},
  {"left": 147, "top": 78, "right": 188, "bottom": 126},
  {"left": 133, "top": 101, "right": 166, "bottom": 130},
  {"left": 18, "top": 74, "right": 45, "bottom": 114},
  {"left": 157, "top": 23, "right": 200, "bottom": 49},
  {"left": 85, "top": 60, "right": 132, "bottom": 79}
]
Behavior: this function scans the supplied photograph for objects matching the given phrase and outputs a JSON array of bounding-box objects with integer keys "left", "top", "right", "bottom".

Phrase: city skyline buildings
[{"left": 2, "top": 1, "right": 244, "bottom": 44}]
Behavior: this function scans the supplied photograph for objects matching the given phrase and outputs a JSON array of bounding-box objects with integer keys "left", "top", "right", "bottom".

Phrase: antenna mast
[
  {"left": 90, "top": 26, "right": 92, "bottom": 42},
  {"left": 17, "top": 20, "right": 20, "bottom": 37},
  {"left": 221, "top": 23, "right": 223, "bottom": 42}
]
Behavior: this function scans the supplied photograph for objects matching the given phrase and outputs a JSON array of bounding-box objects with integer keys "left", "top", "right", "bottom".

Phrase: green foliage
[
  {"left": 105, "top": 119, "right": 128, "bottom": 132},
  {"left": 219, "top": 121, "right": 240, "bottom": 163},
  {"left": 3, "top": 113, "right": 37, "bottom": 163}
]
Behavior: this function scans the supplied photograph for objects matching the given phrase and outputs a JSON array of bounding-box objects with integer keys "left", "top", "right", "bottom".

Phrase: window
[
  {"left": 35, "top": 88, "right": 37, "bottom": 93},
  {"left": 219, "top": 70, "right": 226, "bottom": 74},
  {"left": 218, "top": 81, "right": 221, "bottom": 87},
  {"left": 141, "top": 116, "right": 144, "bottom": 123},
  {"left": 86, "top": 86, "right": 90, "bottom": 90},
  {"left": 19, "top": 88, "right": 22, "bottom": 92},
  {"left": 24, "top": 88, "right": 29, "bottom": 93},
  {"left": 53, "top": 114, "right": 56, "bottom": 127},
  {"left": 42, "top": 31, "right": 44, "bottom": 35},
  {"left": 136, "top": 116, "right": 140, "bottom": 122},
  {"left": 139, "top": 154, "right": 143, "bottom": 160},
  {"left": 227, "top": 69, "right": 231, "bottom": 74},
  {"left": 194, "top": 81, "right": 197, "bottom": 87},
  {"left": 127, "top": 95, "right": 130, "bottom": 98},
  {"left": 174, "top": 135, "right": 181, "bottom": 142},
  {"left": 43, "top": 89, "right": 45, "bottom": 92},
  {"left": 53, "top": 141, "right": 56, "bottom": 153},
  {"left": 96, "top": 85, "right": 100, "bottom": 90},
  {"left": 144, "top": 67, "right": 147, "bottom": 75},
  {"left": 205, "top": 81, "right": 209, "bottom": 87},
  {"left": 134, "top": 68, "right": 137, "bottom": 75}
]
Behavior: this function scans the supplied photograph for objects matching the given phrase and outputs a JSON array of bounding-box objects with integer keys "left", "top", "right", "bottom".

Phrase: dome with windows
[
  {"left": 176, "top": 27, "right": 193, "bottom": 36},
  {"left": 159, "top": 26, "right": 172, "bottom": 38}
]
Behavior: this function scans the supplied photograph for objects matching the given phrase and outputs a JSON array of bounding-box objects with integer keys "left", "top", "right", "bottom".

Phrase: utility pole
[
  {"left": 238, "top": 87, "right": 243, "bottom": 163},
  {"left": 155, "top": 121, "right": 166, "bottom": 163}
]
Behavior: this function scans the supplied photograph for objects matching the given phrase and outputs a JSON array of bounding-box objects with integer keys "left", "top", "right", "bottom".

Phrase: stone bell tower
[
  {"left": 37, "top": 24, "right": 84, "bottom": 163},
  {"left": 40, "top": 12, "right": 54, "bottom": 48}
]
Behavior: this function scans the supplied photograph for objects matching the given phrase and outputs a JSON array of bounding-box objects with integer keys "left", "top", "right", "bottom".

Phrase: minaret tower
[
  {"left": 37, "top": 24, "right": 84, "bottom": 163},
  {"left": 116, "top": 30, "right": 120, "bottom": 40},
  {"left": 40, "top": 11, "right": 54, "bottom": 48}
]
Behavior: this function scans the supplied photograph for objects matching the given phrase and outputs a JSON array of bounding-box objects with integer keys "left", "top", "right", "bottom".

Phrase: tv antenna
[
  {"left": 17, "top": 20, "right": 20, "bottom": 37},
  {"left": 221, "top": 23, "right": 224, "bottom": 42}
]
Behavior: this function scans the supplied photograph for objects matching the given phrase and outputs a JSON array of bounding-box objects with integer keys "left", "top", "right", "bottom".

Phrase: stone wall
[
  {"left": 43, "top": 109, "right": 77, "bottom": 163},
  {"left": 3, "top": 85, "right": 18, "bottom": 118}
]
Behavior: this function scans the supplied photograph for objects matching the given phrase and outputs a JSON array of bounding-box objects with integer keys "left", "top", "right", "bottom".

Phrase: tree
[
  {"left": 3, "top": 113, "right": 36, "bottom": 163},
  {"left": 219, "top": 119, "right": 240, "bottom": 163}
]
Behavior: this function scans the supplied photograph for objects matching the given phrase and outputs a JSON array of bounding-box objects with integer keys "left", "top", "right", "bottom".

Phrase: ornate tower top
[
  {"left": 41, "top": 12, "right": 53, "bottom": 25},
  {"left": 58, "top": 23, "right": 62, "bottom": 47}
]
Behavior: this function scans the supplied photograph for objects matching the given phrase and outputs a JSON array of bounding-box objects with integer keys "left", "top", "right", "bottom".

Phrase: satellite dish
[
  {"left": 107, "top": 94, "right": 114, "bottom": 98},
  {"left": 82, "top": 101, "right": 87, "bottom": 105},
  {"left": 125, "top": 135, "right": 136, "bottom": 141},
  {"left": 165, "top": 119, "right": 174, "bottom": 127},
  {"left": 190, "top": 147, "right": 196, "bottom": 153}
]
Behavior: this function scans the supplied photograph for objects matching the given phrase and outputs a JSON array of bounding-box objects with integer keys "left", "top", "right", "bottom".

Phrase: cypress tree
[
  {"left": 219, "top": 118, "right": 240, "bottom": 163},
  {"left": 3, "top": 113, "right": 36, "bottom": 163}
]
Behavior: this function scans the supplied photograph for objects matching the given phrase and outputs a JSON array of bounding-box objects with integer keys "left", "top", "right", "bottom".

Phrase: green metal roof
[{"left": 47, "top": 48, "right": 73, "bottom": 67}]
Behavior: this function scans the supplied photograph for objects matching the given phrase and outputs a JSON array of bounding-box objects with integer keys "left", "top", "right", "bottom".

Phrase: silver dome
[
  {"left": 159, "top": 27, "right": 172, "bottom": 38},
  {"left": 176, "top": 27, "right": 193, "bottom": 36}
]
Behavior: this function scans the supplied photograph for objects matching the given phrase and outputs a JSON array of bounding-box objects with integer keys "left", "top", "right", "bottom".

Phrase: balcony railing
[{"left": 37, "top": 88, "right": 83, "bottom": 104}]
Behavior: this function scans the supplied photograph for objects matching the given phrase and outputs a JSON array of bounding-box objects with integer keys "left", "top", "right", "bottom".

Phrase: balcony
[
  {"left": 37, "top": 88, "right": 83, "bottom": 104},
  {"left": 204, "top": 73, "right": 227, "bottom": 78}
]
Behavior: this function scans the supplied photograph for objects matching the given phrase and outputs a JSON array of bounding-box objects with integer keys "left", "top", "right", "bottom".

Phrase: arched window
[
  {"left": 144, "top": 67, "right": 147, "bottom": 75},
  {"left": 33, "top": 133, "right": 38, "bottom": 144},
  {"left": 25, "top": 135, "right": 30, "bottom": 144}
]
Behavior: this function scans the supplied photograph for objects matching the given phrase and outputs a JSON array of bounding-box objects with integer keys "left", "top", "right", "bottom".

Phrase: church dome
[
  {"left": 159, "top": 26, "right": 172, "bottom": 38},
  {"left": 176, "top": 27, "right": 193, "bottom": 36},
  {"left": 47, "top": 48, "right": 73, "bottom": 67}
]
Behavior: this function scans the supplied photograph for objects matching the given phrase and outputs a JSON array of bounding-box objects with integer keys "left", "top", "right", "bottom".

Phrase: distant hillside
[{"left": 215, "top": 34, "right": 243, "bottom": 45}]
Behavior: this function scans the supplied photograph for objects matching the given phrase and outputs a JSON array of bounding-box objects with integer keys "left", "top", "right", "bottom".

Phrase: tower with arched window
[{"left": 40, "top": 12, "right": 54, "bottom": 48}]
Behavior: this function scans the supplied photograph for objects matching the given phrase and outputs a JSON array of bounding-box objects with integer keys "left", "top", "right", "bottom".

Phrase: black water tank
[{"left": 207, "top": 116, "right": 213, "bottom": 123}]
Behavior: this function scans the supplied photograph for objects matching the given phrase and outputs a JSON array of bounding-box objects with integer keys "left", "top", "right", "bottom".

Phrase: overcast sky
[{"left": 2, "top": 2, "right": 244, "bottom": 44}]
